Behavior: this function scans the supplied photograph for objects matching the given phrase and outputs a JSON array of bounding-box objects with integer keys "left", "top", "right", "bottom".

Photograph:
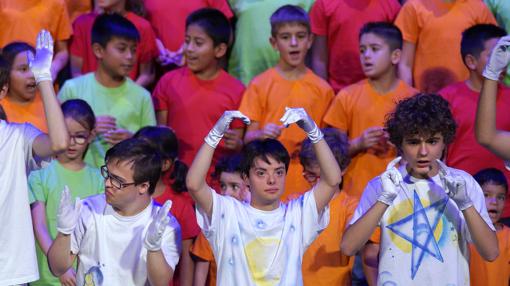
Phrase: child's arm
[
  {"left": 193, "top": 260, "right": 210, "bottom": 286},
  {"left": 398, "top": 41, "right": 415, "bottom": 86},
  {"left": 311, "top": 35, "right": 328, "bottom": 81},
  {"left": 279, "top": 108, "right": 342, "bottom": 212},
  {"left": 69, "top": 55, "right": 83, "bottom": 78},
  {"left": 29, "top": 30, "right": 69, "bottom": 158},
  {"left": 135, "top": 61, "right": 155, "bottom": 87},
  {"left": 187, "top": 111, "right": 250, "bottom": 218},
  {"left": 475, "top": 36, "right": 510, "bottom": 160},
  {"left": 179, "top": 238, "right": 195, "bottom": 286},
  {"left": 31, "top": 202, "right": 53, "bottom": 255}
]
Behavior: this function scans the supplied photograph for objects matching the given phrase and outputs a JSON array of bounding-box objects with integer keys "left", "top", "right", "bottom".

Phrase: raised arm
[
  {"left": 186, "top": 111, "right": 251, "bottom": 217},
  {"left": 475, "top": 36, "right": 510, "bottom": 160}
]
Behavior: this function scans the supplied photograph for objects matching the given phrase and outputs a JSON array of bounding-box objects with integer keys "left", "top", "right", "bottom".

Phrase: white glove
[
  {"left": 28, "top": 29, "right": 54, "bottom": 84},
  {"left": 377, "top": 157, "right": 404, "bottom": 205},
  {"left": 279, "top": 107, "right": 323, "bottom": 143},
  {"left": 204, "top": 111, "right": 250, "bottom": 148},
  {"left": 437, "top": 160, "right": 473, "bottom": 210},
  {"left": 144, "top": 200, "right": 172, "bottom": 251},
  {"left": 483, "top": 35, "right": 510, "bottom": 81},
  {"left": 57, "top": 186, "right": 82, "bottom": 235}
]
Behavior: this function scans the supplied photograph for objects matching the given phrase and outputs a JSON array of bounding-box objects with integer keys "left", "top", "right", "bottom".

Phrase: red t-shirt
[
  {"left": 70, "top": 12, "right": 158, "bottom": 80},
  {"left": 152, "top": 67, "right": 245, "bottom": 170},
  {"left": 440, "top": 81, "right": 510, "bottom": 217},
  {"left": 309, "top": 0, "right": 400, "bottom": 92}
]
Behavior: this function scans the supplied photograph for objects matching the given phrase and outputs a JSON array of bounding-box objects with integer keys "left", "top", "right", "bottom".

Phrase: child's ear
[
  {"left": 92, "top": 43, "right": 105, "bottom": 60},
  {"left": 242, "top": 173, "right": 250, "bottom": 187},
  {"left": 138, "top": 182, "right": 150, "bottom": 195},
  {"left": 161, "top": 159, "right": 173, "bottom": 172},
  {"left": 306, "top": 33, "right": 315, "bottom": 50},
  {"left": 0, "top": 84, "right": 8, "bottom": 100},
  {"left": 464, "top": 54, "right": 477, "bottom": 71},
  {"left": 269, "top": 36, "right": 278, "bottom": 51},
  {"left": 391, "top": 48, "right": 402, "bottom": 65},
  {"left": 88, "top": 128, "right": 97, "bottom": 143},
  {"left": 214, "top": 43, "right": 228, "bottom": 59}
]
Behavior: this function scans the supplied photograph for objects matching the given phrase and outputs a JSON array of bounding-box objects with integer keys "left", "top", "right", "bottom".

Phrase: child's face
[
  {"left": 220, "top": 171, "right": 250, "bottom": 203},
  {"left": 302, "top": 163, "right": 320, "bottom": 186},
  {"left": 359, "top": 33, "right": 399, "bottom": 79},
  {"left": 245, "top": 156, "right": 286, "bottom": 209},
  {"left": 95, "top": 37, "right": 136, "bottom": 78},
  {"left": 184, "top": 24, "right": 225, "bottom": 75},
  {"left": 8, "top": 51, "right": 36, "bottom": 101},
  {"left": 482, "top": 182, "right": 507, "bottom": 224},
  {"left": 103, "top": 160, "right": 147, "bottom": 209},
  {"left": 473, "top": 38, "right": 499, "bottom": 77},
  {"left": 270, "top": 23, "right": 313, "bottom": 69},
  {"left": 401, "top": 133, "right": 445, "bottom": 179},
  {"left": 61, "top": 117, "right": 93, "bottom": 161}
]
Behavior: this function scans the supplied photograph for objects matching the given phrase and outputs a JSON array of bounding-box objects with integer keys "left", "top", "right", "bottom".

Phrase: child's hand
[
  {"left": 57, "top": 186, "right": 82, "bottom": 235},
  {"left": 262, "top": 123, "right": 283, "bottom": 139},
  {"left": 443, "top": 174, "right": 473, "bottom": 211},
  {"left": 483, "top": 35, "right": 510, "bottom": 81},
  {"left": 95, "top": 116, "right": 117, "bottom": 135},
  {"left": 378, "top": 168, "right": 402, "bottom": 205},
  {"left": 223, "top": 129, "right": 243, "bottom": 150},
  {"left": 144, "top": 200, "right": 172, "bottom": 251},
  {"left": 28, "top": 29, "right": 53, "bottom": 84},
  {"left": 59, "top": 268, "right": 76, "bottom": 286},
  {"left": 280, "top": 107, "right": 323, "bottom": 143},
  {"left": 103, "top": 128, "right": 133, "bottom": 146},
  {"left": 358, "top": 127, "right": 386, "bottom": 152},
  {"left": 205, "top": 111, "right": 250, "bottom": 148}
]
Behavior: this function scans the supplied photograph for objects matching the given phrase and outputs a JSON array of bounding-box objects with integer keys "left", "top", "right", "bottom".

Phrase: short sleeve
[
  {"left": 54, "top": 1, "right": 73, "bottom": 41},
  {"left": 297, "top": 189, "right": 330, "bottom": 248},
  {"left": 28, "top": 171, "right": 46, "bottom": 204},
  {"left": 465, "top": 173, "right": 495, "bottom": 232},
  {"left": 69, "top": 16, "right": 88, "bottom": 58},
  {"left": 71, "top": 201, "right": 92, "bottom": 254},
  {"left": 140, "top": 93, "right": 157, "bottom": 127},
  {"left": 349, "top": 178, "right": 381, "bottom": 226},
  {"left": 477, "top": 2, "right": 497, "bottom": 25},
  {"left": 179, "top": 202, "right": 201, "bottom": 240},
  {"left": 195, "top": 188, "right": 233, "bottom": 250},
  {"left": 137, "top": 21, "right": 158, "bottom": 63},
  {"left": 309, "top": 0, "right": 327, "bottom": 36},
  {"left": 394, "top": 2, "right": 420, "bottom": 44},
  {"left": 323, "top": 89, "right": 350, "bottom": 132},
  {"left": 207, "top": 0, "right": 234, "bottom": 19},
  {"left": 162, "top": 216, "right": 183, "bottom": 271},
  {"left": 21, "top": 123, "right": 45, "bottom": 171},
  {"left": 58, "top": 81, "right": 75, "bottom": 103},
  {"left": 190, "top": 233, "right": 215, "bottom": 261},
  {"left": 152, "top": 77, "right": 170, "bottom": 111},
  {"left": 238, "top": 83, "right": 264, "bottom": 122}
]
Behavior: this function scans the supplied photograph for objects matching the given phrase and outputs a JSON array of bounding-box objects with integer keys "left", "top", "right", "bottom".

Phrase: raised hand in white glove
[
  {"left": 483, "top": 35, "right": 510, "bottom": 81},
  {"left": 378, "top": 157, "right": 404, "bottom": 205},
  {"left": 57, "top": 186, "right": 82, "bottom": 235},
  {"left": 437, "top": 160, "right": 473, "bottom": 210},
  {"left": 28, "top": 29, "right": 54, "bottom": 84},
  {"left": 204, "top": 111, "right": 250, "bottom": 148},
  {"left": 279, "top": 107, "right": 323, "bottom": 143},
  {"left": 145, "top": 200, "right": 172, "bottom": 251}
]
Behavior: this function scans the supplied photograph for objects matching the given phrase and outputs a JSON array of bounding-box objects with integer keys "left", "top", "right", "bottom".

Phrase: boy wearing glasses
[{"left": 47, "top": 138, "right": 182, "bottom": 286}]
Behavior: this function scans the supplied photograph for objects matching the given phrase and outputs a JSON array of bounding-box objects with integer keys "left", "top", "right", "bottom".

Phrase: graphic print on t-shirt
[{"left": 84, "top": 265, "right": 103, "bottom": 286}]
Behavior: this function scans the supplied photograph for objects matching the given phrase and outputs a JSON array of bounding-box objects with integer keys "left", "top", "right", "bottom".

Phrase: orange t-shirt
[
  {"left": 0, "top": 93, "right": 47, "bottom": 132},
  {"left": 469, "top": 225, "right": 510, "bottom": 286},
  {"left": 190, "top": 233, "right": 216, "bottom": 286},
  {"left": 64, "top": 0, "right": 92, "bottom": 22},
  {"left": 0, "top": 0, "right": 72, "bottom": 47},
  {"left": 395, "top": 0, "right": 496, "bottom": 92},
  {"left": 239, "top": 68, "right": 335, "bottom": 199},
  {"left": 324, "top": 79, "right": 417, "bottom": 198},
  {"left": 302, "top": 191, "right": 358, "bottom": 286}
]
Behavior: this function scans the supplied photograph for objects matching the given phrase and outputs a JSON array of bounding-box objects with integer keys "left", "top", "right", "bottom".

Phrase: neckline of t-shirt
[
  {"left": 272, "top": 67, "right": 311, "bottom": 82},
  {"left": 106, "top": 200, "right": 153, "bottom": 221},
  {"left": 367, "top": 79, "right": 403, "bottom": 96},
  {"left": 246, "top": 203, "right": 284, "bottom": 216},
  {"left": 91, "top": 73, "right": 129, "bottom": 94},
  {"left": 189, "top": 67, "right": 225, "bottom": 85},
  {"left": 55, "top": 160, "right": 89, "bottom": 175}
]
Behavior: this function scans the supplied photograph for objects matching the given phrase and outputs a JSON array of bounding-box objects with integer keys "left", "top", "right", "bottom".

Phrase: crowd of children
[{"left": 3, "top": 0, "right": 510, "bottom": 285}]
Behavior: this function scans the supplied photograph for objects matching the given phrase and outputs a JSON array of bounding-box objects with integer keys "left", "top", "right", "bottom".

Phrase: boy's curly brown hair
[{"left": 385, "top": 93, "right": 457, "bottom": 149}]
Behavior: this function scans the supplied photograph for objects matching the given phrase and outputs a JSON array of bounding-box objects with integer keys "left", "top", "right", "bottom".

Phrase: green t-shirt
[
  {"left": 58, "top": 73, "right": 157, "bottom": 167},
  {"left": 484, "top": 0, "right": 510, "bottom": 85},
  {"left": 227, "top": 0, "right": 315, "bottom": 85},
  {"left": 28, "top": 160, "right": 104, "bottom": 286}
]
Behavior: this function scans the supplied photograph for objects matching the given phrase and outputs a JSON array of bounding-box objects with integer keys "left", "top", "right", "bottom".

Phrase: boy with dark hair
[
  {"left": 153, "top": 8, "right": 245, "bottom": 184},
  {"left": 470, "top": 168, "right": 510, "bottom": 286},
  {"left": 240, "top": 5, "right": 334, "bottom": 199},
  {"left": 324, "top": 22, "right": 416, "bottom": 199},
  {"left": 59, "top": 13, "right": 156, "bottom": 168},
  {"left": 342, "top": 93, "right": 498, "bottom": 285},
  {"left": 48, "top": 138, "right": 181, "bottom": 285},
  {"left": 187, "top": 108, "right": 342, "bottom": 284},
  {"left": 439, "top": 24, "right": 510, "bottom": 218}
]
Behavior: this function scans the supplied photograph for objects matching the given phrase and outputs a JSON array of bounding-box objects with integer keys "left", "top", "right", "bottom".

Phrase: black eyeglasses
[{"left": 100, "top": 165, "right": 137, "bottom": 189}]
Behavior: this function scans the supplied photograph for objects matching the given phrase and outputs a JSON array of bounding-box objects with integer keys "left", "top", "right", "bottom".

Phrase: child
[
  {"left": 342, "top": 93, "right": 498, "bottom": 285},
  {"left": 0, "top": 42, "right": 48, "bottom": 132},
  {"left": 324, "top": 22, "right": 417, "bottom": 198},
  {"left": 59, "top": 13, "right": 156, "bottom": 168},
  {"left": 0, "top": 30, "right": 69, "bottom": 285},
  {"left": 439, "top": 24, "right": 510, "bottom": 218},
  {"left": 309, "top": 0, "right": 401, "bottom": 92},
  {"left": 470, "top": 168, "right": 510, "bottom": 286},
  {"left": 47, "top": 138, "right": 181, "bottom": 285},
  {"left": 187, "top": 108, "right": 342, "bottom": 284},
  {"left": 239, "top": 5, "right": 334, "bottom": 199},
  {"left": 191, "top": 153, "right": 250, "bottom": 286},
  {"left": 29, "top": 99, "right": 104, "bottom": 286},
  {"left": 152, "top": 8, "right": 245, "bottom": 182},
  {"left": 134, "top": 126, "right": 201, "bottom": 286},
  {"left": 299, "top": 128, "right": 358, "bottom": 285},
  {"left": 395, "top": 0, "right": 496, "bottom": 92},
  {"left": 70, "top": 0, "right": 158, "bottom": 86}
]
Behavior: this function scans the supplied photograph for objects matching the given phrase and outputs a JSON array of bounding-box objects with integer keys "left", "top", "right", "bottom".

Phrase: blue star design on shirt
[{"left": 386, "top": 191, "right": 449, "bottom": 279}]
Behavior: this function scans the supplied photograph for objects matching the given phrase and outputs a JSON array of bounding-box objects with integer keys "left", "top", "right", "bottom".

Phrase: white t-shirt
[
  {"left": 196, "top": 187, "right": 329, "bottom": 286},
  {"left": 350, "top": 164, "right": 494, "bottom": 285},
  {"left": 0, "top": 120, "right": 42, "bottom": 285},
  {"left": 71, "top": 194, "right": 182, "bottom": 286}
]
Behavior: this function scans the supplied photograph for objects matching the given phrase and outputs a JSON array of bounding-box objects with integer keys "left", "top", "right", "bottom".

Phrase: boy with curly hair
[{"left": 342, "top": 93, "right": 498, "bottom": 285}]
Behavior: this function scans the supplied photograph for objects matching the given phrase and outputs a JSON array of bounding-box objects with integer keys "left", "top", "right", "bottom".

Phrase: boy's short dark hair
[
  {"left": 240, "top": 139, "right": 290, "bottom": 177},
  {"left": 61, "top": 99, "right": 96, "bottom": 131},
  {"left": 214, "top": 153, "right": 243, "bottom": 179},
  {"left": 0, "top": 55, "right": 8, "bottom": 90},
  {"left": 186, "top": 8, "right": 232, "bottom": 47},
  {"left": 300, "top": 128, "right": 350, "bottom": 170},
  {"left": 1, "top": 42, "right": 35, "bottom": 71},
  {"left": 461, "top": 24, "right": 507, "bottom": 65},
  {"left": 385, "top": 93, "right": 457, "bottom": 149},
  {"left": 270, "top": 5, "right": 310, "bottom": 36},
  {"left": 105, "top": 138, "right": 161, "bottom": 195},
  {"left": 92, "top": 13, "right": 140, "bottom": 48},
  {"left": 474, "top": 168, "right": 508, "bottom": 193},
  {"left": 359, "top": 22, "right": 403, "bottom": 51}
]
